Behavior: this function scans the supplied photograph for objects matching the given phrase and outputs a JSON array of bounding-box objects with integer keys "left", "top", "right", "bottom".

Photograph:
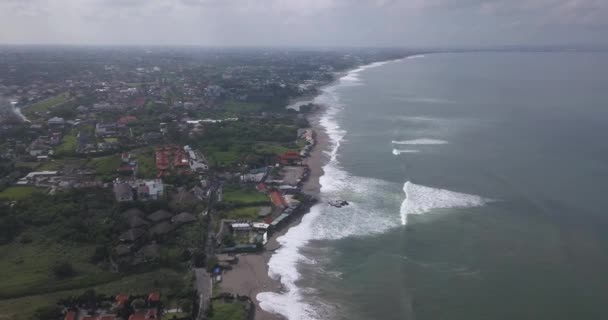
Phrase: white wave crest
[
  {"left": 407, "top": 54, "right": 426, "bottom": 59},
  {"left": 259, "top": 58, "right": 404, "bottom": 319},
  {"left": 392, "top": 138, "right": 448, "bottom": 145},
  {"left": 392, "top": 149, "right": 420, "bottom": 155},
  {"left": 400, "top": 181, "right": 490, "bottom": 225},
  {"left": 257, "top": 204, "right": 323, "bottom": 320}
]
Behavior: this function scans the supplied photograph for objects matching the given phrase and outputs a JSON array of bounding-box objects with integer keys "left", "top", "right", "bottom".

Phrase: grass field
[
  {"left": 223, "top": 188, "right": 268, "bottom": 206},
  {"left": 89, "top": 155, "right": 121, "bottom": 176},
  {"left": 253, "top": 143, "right": 291, "bottom": 156},
  {"left": 0, "top": 186, "right": 43, "bottom": 201},
  {"left": 24, "top": 93, "right": 69, "bottom": 118},
  {"left": 0, "top": 268, "right": 186, "bottom": 320},
  {"left": 225, "top": 207, "right": 262, "bottom": 220},
  {"left": 55, "top": 133, "right": 77, "bottom": 156},
  {"left": 133, "top": 148, "right": 156, "bottom": 179},
  {"left": 0, "top": 240, "right": 120, "bottom": 300},
  {"left": 210, "top": 300, "right": 248, "bottom": 320}
]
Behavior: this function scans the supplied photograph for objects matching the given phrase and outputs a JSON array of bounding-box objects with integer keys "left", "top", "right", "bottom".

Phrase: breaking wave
[
  {"left": 392, "top": 138, "right": 448, "bottom": 145},
  {"left": 393, "top": 149, "right": 420, "bottom": 155},
  {"left": 400, "top": 181, "right": 490, "bottom": 225},
  {"left": 258, "top": 59, "right": 403, "bottom": 320}
]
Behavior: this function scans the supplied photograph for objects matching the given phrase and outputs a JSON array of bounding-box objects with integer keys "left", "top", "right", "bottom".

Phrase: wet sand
[{"left": 218, "top": 108, "right": 329, "bottom": 320}]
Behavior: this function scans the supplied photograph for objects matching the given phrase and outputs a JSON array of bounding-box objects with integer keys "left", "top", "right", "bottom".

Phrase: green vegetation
[
  {"left": 0, "top": 186, "right": 43, "bottom": 201},
  {"left": 88, "top": 155, "right": 121, "bottom": 180},
  {"left": 225, "top": 207, "right": 261, "bottom": 220},
  {"left": 0, "top": 241, "right": 118, "bottom": 300},
  {"left": 223, "top": 188, "right": 268, "bottom": 206},
  {"left": 223, "top": 101, "right": 262, "bottom": 114},
  {"left": 0, "top": 268, "right": 186, "bottom": 320},
  {"left": 133, "top": 148, "right": 156, "bottom": 179},
  {"left": 55, "top": 133, "right": 77, "bottom": 157},
  {"left": 23, "top": 93, "right": 70, "bottom": 117},
  {"left": 205, "top": 145, "right": 243, "bottom": 167},
  {"left": 253, "top": 143, "right": 291, "bottom": 156},
  {"left": 209, "top": 300, "right": 248, "bottom": 320}
]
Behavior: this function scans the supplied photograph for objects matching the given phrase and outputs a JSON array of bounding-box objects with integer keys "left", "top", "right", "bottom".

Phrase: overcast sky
[{"left": 1, "top": 0, "right": 606, "bottom": 47}]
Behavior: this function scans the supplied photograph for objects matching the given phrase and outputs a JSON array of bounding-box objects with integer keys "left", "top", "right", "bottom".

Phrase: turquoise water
[{"left": 260, "top": 52, "right": 608, "bottom": 320}]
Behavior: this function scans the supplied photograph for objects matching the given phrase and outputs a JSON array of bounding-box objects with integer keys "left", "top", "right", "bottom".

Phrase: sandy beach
[{"left": 218, "top": 107, "right": 329, "bottom": 320}]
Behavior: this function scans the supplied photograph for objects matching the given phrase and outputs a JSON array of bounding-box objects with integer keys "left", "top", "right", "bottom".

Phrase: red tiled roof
[
  {"left": 118, "top": 116, "right": 137, "bottom": 125},
  {"left": 280, "top": 151, "right": 300, "bottom": 160},
  {"left": 115, "top": 293, "right": 129, "bottom": 306},
  {"left": 128, "top": 314, "right": 145, "bottom": 320},
  {"left": 270, "top": 190, "right": 287, "bottom": 207},
  {"left": 64, "top": 311, "right": 77, "bottom": 320},
  {"left": 148, "top": 291, "right": 160, "bottom": 302}
]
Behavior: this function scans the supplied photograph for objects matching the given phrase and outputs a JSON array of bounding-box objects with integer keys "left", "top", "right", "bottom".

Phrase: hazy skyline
[{"left": 1, "top": 0, "right": 607, "bottom": 47}]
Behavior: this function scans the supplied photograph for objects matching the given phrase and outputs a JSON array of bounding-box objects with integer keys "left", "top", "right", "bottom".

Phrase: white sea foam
[
  {"left": 393, "top": 149, "right": 420, "bottom": 155},
  {"left": 407, "top": 54, "right": 426, "bottom": 59},
  {"left": 392, "top": 138, "right": 448, "bottom": 145},
  {"left": 400, "top": 181, "right": 490, "bottom": 225},
  {"left": 258, "top": 59, "right": 403, "bottom": 319}
]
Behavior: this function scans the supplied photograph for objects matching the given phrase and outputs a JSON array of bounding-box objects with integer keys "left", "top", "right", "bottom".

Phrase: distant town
[{"left": 0, "top": 46, "right": 414, "bottom": 320}]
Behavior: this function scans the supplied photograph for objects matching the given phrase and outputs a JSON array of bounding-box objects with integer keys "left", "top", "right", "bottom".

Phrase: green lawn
[
  {"left": 0, "top": 186, "right": 43, "bottom": 201},
  {"left": 0, "top": 241, "right": 118, "bottom": 300},
  {"left": 205, "top": 146, "right": 243, "bottom": 167},
  {"left": 210, "top": 300, "right": 248, "bottom": 320},
  {"left": 253, "top": 143, "right": 291, "bottom": 156},
  {"left": 225, "top": 207, "right": 261, "bottom": 220},
  {"left": 24, "top": 93, "right": 69, "bottom": 117},
  {"left": 89, "top": 155, "right": 121, "bottom": 176},
  {"left": 133, "top": 149, "right": 156, "bottom": 179},
  {"left": 55, "top": 133, "right": 77, "bottom": 156},
  {"left": 223, "top": 188, "right": 268, "bottom": 206}
]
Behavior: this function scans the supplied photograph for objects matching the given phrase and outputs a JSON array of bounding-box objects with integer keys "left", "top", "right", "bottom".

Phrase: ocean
[{"left": 258, "top": 52, "right": 608, "bottom": 320}]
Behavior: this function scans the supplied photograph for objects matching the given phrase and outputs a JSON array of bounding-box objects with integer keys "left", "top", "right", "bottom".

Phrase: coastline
[
  {"left": 220, "top": 56, "right": 410, "bottom": 320},
  {"left": 219, "top": 106, "right": 330, "bottom": 320}
]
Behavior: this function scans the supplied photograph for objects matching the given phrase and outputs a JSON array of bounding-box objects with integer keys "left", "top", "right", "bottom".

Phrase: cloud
[{"left": 0, "top": 0, "right": 607, "bottom": 46}]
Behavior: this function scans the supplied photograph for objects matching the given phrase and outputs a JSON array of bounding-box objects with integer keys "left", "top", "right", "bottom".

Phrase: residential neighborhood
[{"left": 0, "top": 46, "right": 411, "bottom": 320}]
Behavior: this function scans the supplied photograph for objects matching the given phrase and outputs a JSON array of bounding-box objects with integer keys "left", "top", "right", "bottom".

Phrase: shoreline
[
  {"left": 220, "top": 56, "right": 410, "bottom": 320},
  {"left": 219, "top": 106, "right": 330, "bottom": 320}
]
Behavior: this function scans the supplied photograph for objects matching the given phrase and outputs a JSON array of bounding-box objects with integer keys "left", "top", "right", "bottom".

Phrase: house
[
  {"left": 47, "top": 116, "right": 65, "bottom": 126},
  {"left": 171, "top": 212, "right": 196, "bottom": 224},
  {"left": 113, "top": 182, "right": 133, "bottom": 202},
  {"left": 149, "top": 221, "right": 177, "bottom": 236},
  {"left": 119, "top": 228, "right": 146, "bottom": 242},
  {"left": 95, "top": 123, "right": 118, "bottom": 137},
  {"left": 117, "top": 115, "right": 137, "bottom": 126},
  {"left": 279, "top": 151, "right": 301, "bottom": 165},
  {"left": 127, "top": 215, "right": 150, "bottom": 228},
  {"left": 135, "top": 179, "right": 164, "bottom": 200},
  {"left": 184, "top": 145, "right": 208, "bottom": 172},
  {"left": 147, "top": 209, "right": 172, "bottom": 223},
  {"left": 147, "top": 292, "right": 160, "bottom": 305},
  {"left": 269, "top": 190, "right": 287, "bottom": 208},
  {"left": 64, "top": 311, "right": 77, "bottom": 320},
  {"left": 128, "top": 309, "right": 158, "bottom": 320},
  {"left": 115, "top": 294, "right": 130, "bottom": 308}
]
